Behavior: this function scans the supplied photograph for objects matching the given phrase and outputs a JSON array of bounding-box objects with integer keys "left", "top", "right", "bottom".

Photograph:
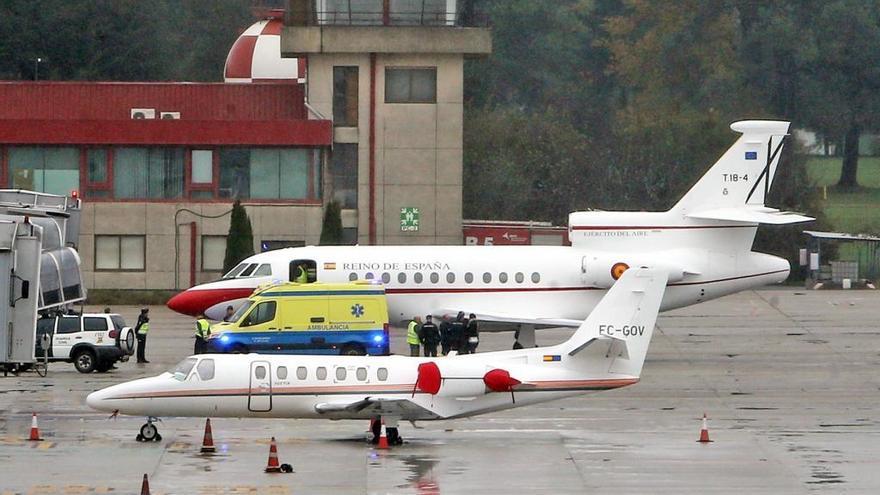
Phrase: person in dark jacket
[
  {"left": 439, "top": 315, "right": 451, "bottom": 355},
  {"left": 134, "top": 308, "right": 150, "bottom": 363},
  {"left": 448, "top": 311, "right": 466, "bottom": 353},
  {"left": 464, "top": 313, "right": 479, "bottom": 354},
  {"left": 420, "top": 315, "right": 440, "bottom": 357}
]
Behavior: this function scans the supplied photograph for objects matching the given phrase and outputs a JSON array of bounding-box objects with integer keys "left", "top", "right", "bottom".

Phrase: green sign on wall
[{"left": 400, "top": 207, "right": 420, "bottom": 232}]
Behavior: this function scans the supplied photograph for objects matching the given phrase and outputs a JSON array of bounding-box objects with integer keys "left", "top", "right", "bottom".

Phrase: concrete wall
[
  {"left": 79, "top": 202, "right": 323, "bottom": 290},
  {"left": 309, "top": 52, "right": 464, "bottom": 245}
]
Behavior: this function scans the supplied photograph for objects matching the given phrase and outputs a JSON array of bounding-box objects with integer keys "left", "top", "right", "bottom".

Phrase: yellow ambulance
[{"left": 206, "top": 281, "right": 390, "bottom": 356}]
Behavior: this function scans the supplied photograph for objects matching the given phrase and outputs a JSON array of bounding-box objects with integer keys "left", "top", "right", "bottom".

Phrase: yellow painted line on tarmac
[
  {"left": 61, "top": 485, "right": 89, "bottom": 494},
  {"left": 27, "top": 485, "right": 56, "bottom": 494},
  {"left": 36, "top": 441, "right": 55, "bottom": 449}
]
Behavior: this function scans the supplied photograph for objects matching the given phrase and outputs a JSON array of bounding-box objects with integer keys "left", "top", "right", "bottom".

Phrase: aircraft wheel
[
  {"left": 136, "top": 434, "right": 145, "bottom": 442},
  {"left": 139, "top": 422, "right": 158, "bottom": 442}
]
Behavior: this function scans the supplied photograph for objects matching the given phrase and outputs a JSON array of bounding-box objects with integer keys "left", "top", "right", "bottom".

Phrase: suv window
[
  {"left": 83, "top": 317, "right": 108, "bottom": 332},
  {"left": 110, "top": 315, "right": 126, "bottom": 330},
  {"left": 37, "top": 318, "right": 55, "bottom": 333},
  {"left": 57, "top": 317, "right": 81, "bottom": 334},
  {"left": 242, "top": 301, "right": 276, "bottom": 327}
]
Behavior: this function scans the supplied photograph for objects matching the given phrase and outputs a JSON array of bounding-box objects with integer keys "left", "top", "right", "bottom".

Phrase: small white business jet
[
  {"left": 168, "top": 120, "right": 810, "bottom": 344},
  {"left": 89, "top": 268, "right": 666, "bottom": 444}
]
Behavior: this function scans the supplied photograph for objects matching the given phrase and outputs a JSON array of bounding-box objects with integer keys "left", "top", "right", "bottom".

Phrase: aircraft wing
[
  {"left": 436, "top": 309, "right": 582, "bottom": 330},
  {"left": 315, "top": 397, "right": 442, "bottom": 420},
  {"left": 687, "top": 206, "right": 813, "bottom": 225}
]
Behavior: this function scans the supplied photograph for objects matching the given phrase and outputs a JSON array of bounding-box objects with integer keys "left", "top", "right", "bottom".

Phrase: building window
[
  {"left": 85, "top": 148, "right": 111, "bottom": 198},
  {"left": 191, "top": 150, "right": 214, "bottom": 184},
  {"left": 114, "top": 147, "right": 184, "bottom": 199},
  {"left": 385, "top": 68, "right": 437, "bottom": 103},
  {"left": 201, "top": 236, "right": 226, "bottom": 271},
  {"left": 95, "top": 235, "right": 145, "bottom": 271},
  {"left": 8, "top": 147, "right": 79, "bottom": 195},
  {"left": 333, "top": 66, "right": 359, "bottom": 126},
  {"left": 219, "top": 148, "right": 320, "bottom": 201},
  {"left": 330, "top": 144, "right": 358, "bottom": 209},
  {"left": 342, "top": 227, "right": 358, "bottom": 245}
]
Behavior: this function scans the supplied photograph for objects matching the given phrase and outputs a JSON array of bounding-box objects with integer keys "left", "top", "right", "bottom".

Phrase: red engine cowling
[
  {"left": 483, "top": 368, "right": 521, "bottom": 392},
  {"left": 415, "top": 362, "right": 442, "bottom": 395}
]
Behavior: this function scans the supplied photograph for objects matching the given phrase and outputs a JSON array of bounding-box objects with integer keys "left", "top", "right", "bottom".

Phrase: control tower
[{"left": 282, "top": 0, "right": 491, "bottom": 245}]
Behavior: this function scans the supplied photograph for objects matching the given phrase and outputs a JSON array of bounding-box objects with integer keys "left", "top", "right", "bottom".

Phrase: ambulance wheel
[
  {"left": 139, "top": 422, "right": 158, "bottom": 442},
  {"left": 341, "top": 345, "right": 365, "bottom": 356}
]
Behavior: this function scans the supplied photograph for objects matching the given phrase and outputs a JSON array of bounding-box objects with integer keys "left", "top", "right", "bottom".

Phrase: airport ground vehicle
[
  {"left": 206, "top": 282, "right": 390, "bottom": 356},
  {"left": 35, "top": 313, "right": 135, "bottom": 373}
]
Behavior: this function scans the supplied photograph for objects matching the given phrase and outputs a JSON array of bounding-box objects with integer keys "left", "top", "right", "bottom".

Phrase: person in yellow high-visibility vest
[
  {"left": 406, "top": 316, "right": 422, "bottom": 357},
  {"left": 135, "top": 308, "right": 150, "bottom": 363},
  {"left": 294, "top": 263, "right": 309, "bottom": 283},
  {"left": 194, "top": 315, "right": 211, "bottom": 354}
]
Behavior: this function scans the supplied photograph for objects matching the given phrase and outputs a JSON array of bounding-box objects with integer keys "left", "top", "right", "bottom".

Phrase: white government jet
[
  {"left": 168, "top": 120, "right": 811, "bottom": 345},
  {"left": 89, "top": 268, "right": 666, "bottom": 444}
]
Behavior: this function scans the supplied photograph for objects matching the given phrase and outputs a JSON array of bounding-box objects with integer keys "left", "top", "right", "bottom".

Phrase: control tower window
[
  {"left": 333, "top": 67, "right": 359, "bottom": 127},
  {"left": 385, "top": 68, "right": 437, "bottom": 103}
]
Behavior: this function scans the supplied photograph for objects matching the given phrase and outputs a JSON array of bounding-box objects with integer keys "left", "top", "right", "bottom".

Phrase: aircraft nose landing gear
[{"left": 136, "top": 418, "right": 162, "bottom": 442}]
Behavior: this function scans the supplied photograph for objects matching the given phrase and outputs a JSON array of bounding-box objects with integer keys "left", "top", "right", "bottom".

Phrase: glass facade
[
  {"left": 1, "top": 146, "right": 322, "bottom": 202},
  {"left": 114, "top": 148, "right": 185, "bottom": 199},
  {"left": 8, "top": 147, "right": 79, "bottom": 195}
]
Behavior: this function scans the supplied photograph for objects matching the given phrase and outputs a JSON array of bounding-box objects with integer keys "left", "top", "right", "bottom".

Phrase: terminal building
[{"left": 0, "top": 1, "right": 491, "bottom": 291}]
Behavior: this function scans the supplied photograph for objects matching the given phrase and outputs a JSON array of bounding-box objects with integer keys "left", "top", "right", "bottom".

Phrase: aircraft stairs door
[{"left": 248, "top": 360, "right": 273, "bottom": 412}]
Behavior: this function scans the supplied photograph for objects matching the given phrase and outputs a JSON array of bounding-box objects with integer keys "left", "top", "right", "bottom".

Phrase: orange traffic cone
[
  {"left": 200, "top": 418, "right": 216, "bottom": 453},
  {"left": 376, "top": 421, "right": 389, "bottom": 450},
  {"left": 140, "top": 473, "right": 151, "bottom": 495},
  {"left": 28, "top": 412, "right": 42, "bottom": 441},
  {"left": 265, "top": 437, "right": 282, "bottom": 473},
  {"left": 697, "top": 413, "right": 713, "bottom": 443}
]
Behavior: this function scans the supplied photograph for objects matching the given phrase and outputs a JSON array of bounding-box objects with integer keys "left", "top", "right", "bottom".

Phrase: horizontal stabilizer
[{"left": 687, "top": 207, "right": 813, "bottom": 225}]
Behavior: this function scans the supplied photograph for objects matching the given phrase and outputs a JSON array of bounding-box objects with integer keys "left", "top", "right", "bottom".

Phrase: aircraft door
[
  {"left": 290, "top": 260, "right": 317, "bottom": 283},
  {"left": 248, "top": 360, "right": 272, "bottom": 412}
]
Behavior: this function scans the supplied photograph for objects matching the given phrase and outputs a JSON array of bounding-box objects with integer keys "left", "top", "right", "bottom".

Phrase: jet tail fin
[
  {"left": 671, "top": 120, "right": 795, "bottom": 216},
  {"left": 562, "top": 268, "right": 667, "bottom": 377}
]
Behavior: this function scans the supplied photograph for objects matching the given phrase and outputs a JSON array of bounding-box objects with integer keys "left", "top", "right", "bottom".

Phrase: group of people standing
[{"left": 407, "top": 311, "right": 479, "bottom": 357}]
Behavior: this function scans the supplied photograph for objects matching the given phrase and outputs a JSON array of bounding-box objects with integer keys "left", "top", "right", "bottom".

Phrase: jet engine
[
  {"left": 414, "top": 361, "right": 523, "bottom": 399},
  {"left": 581, "top": 254, "right": 687, "bottom": 288}
]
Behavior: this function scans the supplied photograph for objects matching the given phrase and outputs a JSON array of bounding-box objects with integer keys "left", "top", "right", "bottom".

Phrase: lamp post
[{"left": 34, "top": 57, "right": 43, "bottom": 81}]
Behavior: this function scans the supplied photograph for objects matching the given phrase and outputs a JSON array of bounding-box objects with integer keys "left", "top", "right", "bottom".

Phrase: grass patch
[{"left": 806, "top": 156, "right": 880, "bottom": 188}]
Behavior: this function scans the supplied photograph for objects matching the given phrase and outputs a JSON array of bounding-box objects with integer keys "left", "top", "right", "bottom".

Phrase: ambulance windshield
[{"left": 231, "top": 300, "right": 254, "bottom": 322}]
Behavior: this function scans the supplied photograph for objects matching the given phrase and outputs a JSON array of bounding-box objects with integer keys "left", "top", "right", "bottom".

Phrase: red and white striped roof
[{"left": 224, "top": 18, "right": 306, "bottom": 84}]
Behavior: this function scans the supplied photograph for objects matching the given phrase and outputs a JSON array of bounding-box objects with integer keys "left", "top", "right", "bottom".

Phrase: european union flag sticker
[
  {"left": 744, "top": 151, "right": 758, "bottom": 160},
  {"left": 543, "top": 355, "right": 561, "bottom": 362}
]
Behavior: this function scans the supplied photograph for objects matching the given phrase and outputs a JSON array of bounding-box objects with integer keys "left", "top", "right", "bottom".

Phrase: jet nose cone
[
  {"left": 166, "top": 290, "right": 203, "bottom": 317},
  {"left": 86, "top": 389, "right": 110, "bottom": 412}
]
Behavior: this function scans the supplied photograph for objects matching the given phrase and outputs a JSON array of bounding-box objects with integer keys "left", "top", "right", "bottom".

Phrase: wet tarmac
[{"left": 1, "top": 288, "right": 879, "bottom": 494}]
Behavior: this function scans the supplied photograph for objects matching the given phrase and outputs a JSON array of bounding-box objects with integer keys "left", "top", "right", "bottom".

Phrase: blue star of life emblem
[{"left": 351, "top": 304, "right": 365, "bottom": 318}]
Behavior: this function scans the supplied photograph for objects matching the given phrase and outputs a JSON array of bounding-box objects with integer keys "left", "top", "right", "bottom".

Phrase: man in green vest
[
  {"left": 294, "top": 263, "right": 309, "bottom": 283},
  {"left": 407, "top": 316, "right": 422, "bottom": 356},
  {"left": 194, "top": 314, "right": 211, "bottom": 354},
  {"left": 135, "top": 308, "right": 150, "bottom": 363}
]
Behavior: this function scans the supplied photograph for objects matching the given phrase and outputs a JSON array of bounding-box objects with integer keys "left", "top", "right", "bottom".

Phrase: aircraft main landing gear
[
  {"left": 136, "top": 418, "right": 162, "bottom": 442},
  {"left": 370, "top": 416, "right": 403, "bottom": 445}
]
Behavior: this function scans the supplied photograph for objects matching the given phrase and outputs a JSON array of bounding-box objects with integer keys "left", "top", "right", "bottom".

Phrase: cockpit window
[
  {"left": 223, "top": 263, "right": 248, "bottom": 279},
  {"left": 196, "top": 359, "right": 215, "bottom": 381},
  {"left": 239, "top": 264, "right": 258, "bottom": 277},
  {"left": 231, "top": 300, "right": 254, "bottom": 322},
  {"left": 254, "top": 264, "right": 272, "bottom": 276},
  {"left": 171, "top": 357, "right": 198, "bottom": 381}
]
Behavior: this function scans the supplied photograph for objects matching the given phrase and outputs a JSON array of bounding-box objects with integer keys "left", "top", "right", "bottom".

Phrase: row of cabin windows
[
  {"left": 347, "top": 271, "right": 542, "bottom": 284},
  {"left": 272, "top": 365, "right": 389, "bottom": 382}
]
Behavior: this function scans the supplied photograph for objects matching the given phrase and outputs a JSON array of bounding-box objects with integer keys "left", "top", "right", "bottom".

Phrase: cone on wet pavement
[
  {"left": 265, "top": 436, "right": 282, "bottom": 473},
  {"left": 140, "top": 473, "right": 151, "bottom": 495},
  {"left": 28, "top": 412, "right": 42, "bottom": 441},
  {"left": 200, "top": 418, "right": 216, "bottom": 453},
  {"left": 697, "top": 413, "right": 713, "bottom": 443},
  {"left": 377, "top": 421, "right": 389, "bottom": 450}
]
